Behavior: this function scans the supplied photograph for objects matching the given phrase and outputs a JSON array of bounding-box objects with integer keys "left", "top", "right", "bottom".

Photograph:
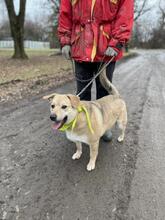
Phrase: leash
[
  {"left": 72, "top": 57, "right": 106, "bottom": 83},
  {"left": 61, "top": 56, "right": 115, "bottom": 134},
  {"left": 71, "top": 56, "right": 115, "bottom": 97}
]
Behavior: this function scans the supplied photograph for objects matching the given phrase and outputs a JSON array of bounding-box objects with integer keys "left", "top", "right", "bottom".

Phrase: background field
[
  {"left": 0, "top": 49, "right": 132, "bottom": 102},
  {"left": 0, "top": 49, "right": 71, "bottom": 85},
  {"left": 0, "top": 49, "right": 73, "bottom": 102}
]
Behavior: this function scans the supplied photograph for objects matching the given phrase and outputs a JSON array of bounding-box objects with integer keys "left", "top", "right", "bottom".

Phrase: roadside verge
[{"left": 0, "top": 51, "right": 137, "bottom": 103}]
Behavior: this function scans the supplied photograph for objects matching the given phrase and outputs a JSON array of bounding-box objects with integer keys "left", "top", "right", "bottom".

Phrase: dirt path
[{"left": 0, "top": 50, "right": 165, "bottom": 220}]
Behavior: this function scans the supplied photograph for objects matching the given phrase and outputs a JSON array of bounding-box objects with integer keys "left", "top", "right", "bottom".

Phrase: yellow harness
[{"left": 59, "top": 105, "right": 94, "bottom": 134}]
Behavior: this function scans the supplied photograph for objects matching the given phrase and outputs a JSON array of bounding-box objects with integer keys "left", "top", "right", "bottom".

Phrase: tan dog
[{"left": 43, "top": 71, "right": 127, "bottom": 171}]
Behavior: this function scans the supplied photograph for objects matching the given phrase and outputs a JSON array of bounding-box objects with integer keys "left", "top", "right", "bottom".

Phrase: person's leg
[
  {"left": 106, "top": 61, "right": 116, "bottom": 82},
  {"left": 75, "top": 61, "right": 94, "bottom": 101},
  {"left": 95, "top": 61, "right": 116, "bottom": 99}
]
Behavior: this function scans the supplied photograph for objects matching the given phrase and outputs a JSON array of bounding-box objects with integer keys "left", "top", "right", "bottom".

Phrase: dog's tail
[{"left": 99, "top": 70, "right": 120, "bottom": 97}]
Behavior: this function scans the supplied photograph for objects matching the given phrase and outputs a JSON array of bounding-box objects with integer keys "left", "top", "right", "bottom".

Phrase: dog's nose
[{"left": 50, "top": 114, "right": 57, "bottom": 121}]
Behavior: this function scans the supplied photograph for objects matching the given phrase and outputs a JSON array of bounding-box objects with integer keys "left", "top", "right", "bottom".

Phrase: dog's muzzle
[
  {"left": 50, "top": 114, "right": 57, "bottom": 122},
  {"left": 50, "top": 115, "right": 68, "bottom": 131}
]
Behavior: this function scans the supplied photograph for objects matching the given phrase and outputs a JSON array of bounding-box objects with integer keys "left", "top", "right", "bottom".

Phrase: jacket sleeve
[
  {"left": 109, "top": 0, "right": 134, "bottom": 49},
  {"left": 57, "top": 0, "right": 72, "bottom": 47}
]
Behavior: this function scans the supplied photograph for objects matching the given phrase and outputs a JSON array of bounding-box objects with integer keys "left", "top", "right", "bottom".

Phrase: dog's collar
[{"left": 59, "top": 105, "right": 94, "bottom": 134}]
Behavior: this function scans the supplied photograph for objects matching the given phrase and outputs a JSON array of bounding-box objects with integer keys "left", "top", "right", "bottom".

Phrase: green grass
[
  {"left": 0, "top": 48, "right": 59, "bottom": 57},
  {"left": 0, "top": 49, "right": 135, "bottom": 85},
  {"left": 0, "top": 49, "right": 72, "bottom": 84}
]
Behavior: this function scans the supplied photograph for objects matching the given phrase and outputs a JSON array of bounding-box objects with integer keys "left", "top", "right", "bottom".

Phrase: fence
[{"left": 0, "top": 40, "right": 50, "bottom": 49}]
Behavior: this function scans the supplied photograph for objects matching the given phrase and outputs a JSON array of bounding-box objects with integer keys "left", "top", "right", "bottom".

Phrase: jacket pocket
[
  {"left": 71, "top": 24, "right": 82, "bottom": 44},
  {"left": 71, "top": 24, "right": 84, "bottom": 58},
  {"left": 97, "top": 25, "right": 111, "bottom": 56}
]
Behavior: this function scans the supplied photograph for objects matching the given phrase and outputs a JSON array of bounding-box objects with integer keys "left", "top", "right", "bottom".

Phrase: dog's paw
[
  {"left": 72, "top": 151, "right": 82, "bottom": 160},
  {"left": 117, "top": 136, "right": 124, "bottom": 143},
  {"left": 87, "top": 162, "right": 95, "bottom": 171}
]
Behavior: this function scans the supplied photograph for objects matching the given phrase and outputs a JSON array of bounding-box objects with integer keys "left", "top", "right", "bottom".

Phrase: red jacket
[{"left": 58, "top": 0, "right": 134, "bottom": 62}]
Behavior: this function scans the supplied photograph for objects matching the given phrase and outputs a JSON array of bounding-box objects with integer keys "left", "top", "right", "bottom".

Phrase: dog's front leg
[
  {"left": 87, "top": 141, "right": 99, "bottom": 171},
  {"left": 72, "top": 142, "right": 82, "bottom": 160}
]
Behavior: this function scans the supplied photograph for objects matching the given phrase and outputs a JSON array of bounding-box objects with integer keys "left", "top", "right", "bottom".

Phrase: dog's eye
[
  {"left": 51, "top": 105, "right": 55, "bottom": 109},
  {"left": 61, "top": 105, "right": 67, "bottom": 109}
]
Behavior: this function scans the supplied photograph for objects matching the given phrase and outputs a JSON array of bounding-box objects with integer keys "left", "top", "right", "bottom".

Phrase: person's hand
[
  {"left": 62, "top": 45, "right": 71, "bottom": 59},
  {"left": 104, "top": 46, "right": 118, "bottom": 57}
]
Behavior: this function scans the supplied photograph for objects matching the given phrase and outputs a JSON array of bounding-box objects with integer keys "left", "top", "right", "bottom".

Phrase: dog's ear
[
  {"left": 43, "top": 93, "right": 56, "bottom": 102},
  {"left": 67, "top": 94, "right": 80, "bottom": 108}
]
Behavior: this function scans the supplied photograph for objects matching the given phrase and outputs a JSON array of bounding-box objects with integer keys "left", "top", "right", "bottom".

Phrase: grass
[
  {"left": 0, "top": 49, "right": 72, "bottom": 84},
  {"left": 0, "top": 49, "right": 134, "bottom": 85},
  {"left": 0, "top": 48, "right": 135, "bottom": 102},
  {"left": 0, "top": 48, "right": 55, "bottom": 57}
]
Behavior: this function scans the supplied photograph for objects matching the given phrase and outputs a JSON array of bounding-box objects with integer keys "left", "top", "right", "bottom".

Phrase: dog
[{"left": 43, "top": 70, "right": 127, "bottom": 171}]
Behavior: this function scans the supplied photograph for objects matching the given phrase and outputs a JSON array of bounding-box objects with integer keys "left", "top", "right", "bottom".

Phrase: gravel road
[{"left": 0, "top": 50, "right": 165, "bottom": 220}]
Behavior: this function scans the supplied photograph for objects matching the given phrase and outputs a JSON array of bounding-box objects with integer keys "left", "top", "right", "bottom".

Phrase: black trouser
[{"left": 75, "top": 61, "right": 116, "bottom": 100}]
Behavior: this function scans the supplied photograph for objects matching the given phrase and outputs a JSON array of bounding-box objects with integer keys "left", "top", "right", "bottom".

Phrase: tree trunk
[
  {"left": 4, "top": 0, "right": 28, "bottom": 59},
  {"left": 11, "top": 17, "right": 28, "bottom": 59},
  {"left": 125, "top": 44, "right": 129, "bottom": 53}
]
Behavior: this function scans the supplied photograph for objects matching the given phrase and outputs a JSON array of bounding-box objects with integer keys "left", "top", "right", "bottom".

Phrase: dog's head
[{"left": 43, "top": 93, "right": 80, "bottom": 130}]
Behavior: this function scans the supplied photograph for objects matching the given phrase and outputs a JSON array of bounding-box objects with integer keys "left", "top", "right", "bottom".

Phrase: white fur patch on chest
[{"left": 66, "top": 131, "right": 88, "bottom": 144}]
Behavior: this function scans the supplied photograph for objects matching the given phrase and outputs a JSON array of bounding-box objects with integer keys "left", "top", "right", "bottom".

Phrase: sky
[
  {"left": 0, "top": 0, "right": 51, "bottom": 24},
  {"left": 0, "top": 0, "right": 164, "bottom": 26}
]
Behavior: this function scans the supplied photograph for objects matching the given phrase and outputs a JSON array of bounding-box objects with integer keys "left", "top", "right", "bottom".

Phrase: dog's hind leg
[
  {"left": 72, "top": 142, "right": 82, "bottom": 160},
  {"left": 117, "top": 107, "right": 127, "bottom": 143}
]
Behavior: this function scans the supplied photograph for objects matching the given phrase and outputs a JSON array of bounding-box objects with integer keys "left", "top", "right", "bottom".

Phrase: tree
[
  {"left": 0, "top": 20, "right": 10, "bottom": 40},
  {"left": 0, "top": 1, "right": 7, "bottom": 25},
  {"left": 45, "top": 0, "right": 60, "bottom": 48},
  {"left": 47, "top": 0, "right": 59, "bottom": 21},
  {"left": 24, "top": 20, "right": 48, "bottom": 41},
  {"left": 158, "top": 1, "right": 165, "bottom": 29},
  {"left": 130, "top": 22, "right": 143, "bottom": 48},
  {"left": 148, "top": 2, "right": 165, "bottom": 48},
  {"left": 4, "top": 0, "right": 28, "bottom": 59},
  {"left": 134, "top": 0, "right": 151, "bottom": 21}
]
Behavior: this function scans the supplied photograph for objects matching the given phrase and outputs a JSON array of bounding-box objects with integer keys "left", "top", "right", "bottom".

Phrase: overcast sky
[
  {"left": 0, "top": 0, "right": 164, "bottom": 26},
  {"left": 0, "top": 0, "right": 50, "bottom": 24}
]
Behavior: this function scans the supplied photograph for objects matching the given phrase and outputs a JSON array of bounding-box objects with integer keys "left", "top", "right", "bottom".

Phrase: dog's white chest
[{"left": 66, "top": 131, "right": 88, "bottom": 144}]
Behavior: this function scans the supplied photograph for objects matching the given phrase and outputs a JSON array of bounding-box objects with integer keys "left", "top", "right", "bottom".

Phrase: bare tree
[
  {"left": 148, "top": 2, "right": 165, "bottom": 48},
  {"left": 24, "top": 19, "right": 48, "bottom": 41},
  {"left": 44, "top": 0, "right": 60, "bottom": 48},
  {"left": 159, "top": 1, "right": 165, "bottom": 29},
  {"left": 4, "top": 0, "right": 28, "bottom": 59},
  {"left": 45, "top": 0, "right": 59, "bottom": 24},
  {"left": 134, "top": 0, "right": 152, "bottom": 21},
  {"left": 0, "top": 19, "right": 10, "bottom": 40},
  {"left": 0, "top": 1, "right": 7, "bottom": 24}
]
